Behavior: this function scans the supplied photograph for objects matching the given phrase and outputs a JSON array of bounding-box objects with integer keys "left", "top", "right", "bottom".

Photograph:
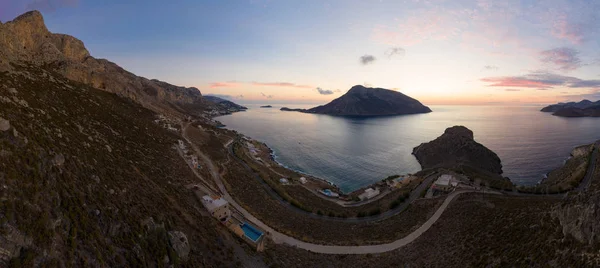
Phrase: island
[
  {"left": 260, "top": 105, "right": 273, "bottom": 108},
  {"left": 541, "top": 100, "right": 600, "bottom": 117},
  {"left": 280, "top": 107, "right": 307, "bottom": 112},
  {"left": 305, "top": 85, "right": 431, "bottom": 116}
]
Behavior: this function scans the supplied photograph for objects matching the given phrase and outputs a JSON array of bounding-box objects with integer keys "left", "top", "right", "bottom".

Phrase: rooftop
[{"left": 201, "top": 195, "right": 228, "bottom": 210}]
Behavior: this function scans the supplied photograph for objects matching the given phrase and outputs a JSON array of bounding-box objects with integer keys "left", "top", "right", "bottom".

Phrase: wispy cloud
[
  {"left": 360, "top": 55, "right": 376, "bottom": 65},
  {"left": 482, "top": 65, "right": 499, "bottom": 71},
  {"left": 481, "top": 71, "right": 600, "bottom": 90},
  {"left": 385, "top": 47, "right": 405, "bottom": 58},
  {"left": 209, "top": 81, "right": 312, "bottom": 89},
  {"left": 25, "top": 0, "right": 78, "bottom": 13},
  {"left": 251, "top": 82, "right": 312, "bottom": 88},
  {"left": 315, "top": 87, "right": 334, "bottom": 95},
  {"left": 260, "top": 92, "right": 273, "bottom": 99},
  {"left": 209, "top": 82, "right": 241, "bottom": 88},
  {"left": 504, "top": 89, "right": 521, "bottom": 92},
  {"left": 539, "top": 47, "right": 581, "bottom": 71}
]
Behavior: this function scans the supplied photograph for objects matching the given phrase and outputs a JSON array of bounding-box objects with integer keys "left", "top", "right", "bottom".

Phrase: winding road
[
  {"left": 182, "top": 123, "right": 599, "bottom": 254},
  {"left": 576, "top": 141, "right": 600, "bottom": 192}
]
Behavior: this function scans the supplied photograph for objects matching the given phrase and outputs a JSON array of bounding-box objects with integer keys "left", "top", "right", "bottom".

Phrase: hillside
[
  {"left": 306, "top": 85, "right": 431, "bottom": 116},
  {"left": 204, "top": 95, "right": 248, "bottom": 114},
  {"left": 0, "top": 64, "right": 256, "bottom": 266}
]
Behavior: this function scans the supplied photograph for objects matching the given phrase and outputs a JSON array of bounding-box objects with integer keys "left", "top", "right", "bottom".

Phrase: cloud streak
[
  {"left": 315, "top": 87, "right": 334, "bottom": 95},
  {"left": 539, "top": 47, "right": 581, "bottom": 71},
  {"left": 482, "top": 65, "right": 499, "bottom": 71},
  {"left": 360, "top": 55, "right": 376, "bottom": 65},
  {"left": 260, "top": 92, "right": 273, "bottom": 99},
  {"left": 481, "top": 71, "right": 600, "bottom": 90},
  {"left": 251, "top": 82, "right": 312, "bottom": 88},
  {"left": 209, "top": 81, "right": 312, "bottom": 89},
  {"left": 385, "top": 47, "right": 405, "bottom": 58}
]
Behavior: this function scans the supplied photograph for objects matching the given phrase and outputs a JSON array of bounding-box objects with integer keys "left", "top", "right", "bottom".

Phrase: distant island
[
  {"left": 541, "top": 100, "right": 600, "bottom": 117},
  {"left": 260, "top": 105, "right": 273, "bottom": 108},
  {"left": 301, "top": 85, "right": 431, "bottom": 116},
  {"left": 280, "top": 107, "right": 306, "bottom": 112}
]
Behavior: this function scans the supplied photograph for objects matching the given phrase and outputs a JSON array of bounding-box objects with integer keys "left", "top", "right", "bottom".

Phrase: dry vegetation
[
  {"left": 262, "top": 193, "right": 599, "bottom": 267},
  {"left": 0, "top": 64, "right": 259, "bottom": 267}
]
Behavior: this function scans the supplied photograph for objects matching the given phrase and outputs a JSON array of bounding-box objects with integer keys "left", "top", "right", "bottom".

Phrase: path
[{"left": 576, "top": 141, "right": 600, "bottom": 192}]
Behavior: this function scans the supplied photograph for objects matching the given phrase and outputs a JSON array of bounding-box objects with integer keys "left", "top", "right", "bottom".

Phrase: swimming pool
[{"left": 240, "top": 223, "right": 263, "bottom": 242}]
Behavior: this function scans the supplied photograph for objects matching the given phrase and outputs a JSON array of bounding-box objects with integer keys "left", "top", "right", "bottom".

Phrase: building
[
  {"left": 299, "top": 177, "right": 307, "bottom": 184},
  {"left": 433, "top": 174, "right": 454, "bottom": 192},
  {"left": 358, "top": 188, "right": 380, "bottom": 200},
  {"left": 201, "top": 195, "right": 231, "bottom": 222},
  {"left": 279, "top": 178, "right": 289, "bottom": 185},
  {"left": 178, "top": 140, "right": 185, "bottom": 150},
  {"left": 319, "top": 189, "right": 340, "bottom": 198},
  {"left": 191, "top": 155, "right": 198, "bottom": 167}
]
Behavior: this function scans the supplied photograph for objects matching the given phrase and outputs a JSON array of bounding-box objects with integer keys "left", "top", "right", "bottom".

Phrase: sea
[{"left": 217, "top": 104, "right": 600, "bottom": 193}]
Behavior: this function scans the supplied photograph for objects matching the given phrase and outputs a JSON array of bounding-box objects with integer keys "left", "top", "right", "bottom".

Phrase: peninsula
[{"left": 541, "top": 100, "right": 600, "bottom": 117}]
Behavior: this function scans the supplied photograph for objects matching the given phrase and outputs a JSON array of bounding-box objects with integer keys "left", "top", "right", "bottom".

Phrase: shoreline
[{"left": 214, "top": 113, "right": 597, "bottom": 193}]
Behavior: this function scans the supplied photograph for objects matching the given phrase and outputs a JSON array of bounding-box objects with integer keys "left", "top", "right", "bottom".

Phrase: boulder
[
  {"left": 0, "top": 117, "right": 9, "bottom": 131},
  {"left": 168, "top": 231, "right": 190, "bottom": 261}
]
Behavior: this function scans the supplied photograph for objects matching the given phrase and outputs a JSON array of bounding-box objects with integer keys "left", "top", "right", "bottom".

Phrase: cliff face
[
  {"left": 554, "top": 194, "right": 600, "bottom": 245},
  {"left": 306, "top": 85, "right": 431, "bottom": 116},
  {"left": 541, "top": 100, "right": 600, "bottom": 117},
  {"left": 0, "top": 11, "right": 208, "bottom": 116},
  {"left": 412, "top": 126, "right": 503, "bottom": 174}
]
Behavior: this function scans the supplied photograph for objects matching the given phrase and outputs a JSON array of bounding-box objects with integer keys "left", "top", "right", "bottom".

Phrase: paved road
[
  {"left": 576, "top": 141, "right": 600, "bottom": 192},
  {"left": 227, "top": 138, "right": 439, "bottom": 223}
]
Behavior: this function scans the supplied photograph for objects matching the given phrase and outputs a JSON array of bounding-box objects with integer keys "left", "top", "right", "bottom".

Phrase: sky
[{"left": 1, "top": 0, "right": 599, "bottom": 105}]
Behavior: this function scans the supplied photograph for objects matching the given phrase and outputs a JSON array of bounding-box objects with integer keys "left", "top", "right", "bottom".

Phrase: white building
[
  {"left": 358, "top": 188, "right": 380, "bottom": 201},
  {"left": 433, "top": 174, "right": 454, "bottom": 191},
  {"left": 299, "top": 177, "right": 307, "bottom": 184},
  {"left": 279, "top": 178, "right": 289, "bottom": 185},
  {"left": 201, "top": 195, "right": 231, "bottom": 222},
  {"left": 178, "top": 140, "right": 186, "bottom": 150}
]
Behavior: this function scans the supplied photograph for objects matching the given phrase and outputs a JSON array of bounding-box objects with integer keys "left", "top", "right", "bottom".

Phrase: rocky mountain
[
  {"left": 0, "top": 11, "right": 221, "bottom": 117},
  {"left": 306, "top": 85, "right": 431, "bottom": 116},
  {"left": 412, "top": 126, "right": 503, "bottom": 174},
  {"left": 541, "top": 100, "right": 600, "bottom": 117},
  {"left": 204, "top": 95, "right": 248, "bottom": 112}
]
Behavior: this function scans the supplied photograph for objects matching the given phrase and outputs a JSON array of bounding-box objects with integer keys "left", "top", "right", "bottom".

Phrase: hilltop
[{"left": 306, "top": 85, "right": 431, "bottom": 116}]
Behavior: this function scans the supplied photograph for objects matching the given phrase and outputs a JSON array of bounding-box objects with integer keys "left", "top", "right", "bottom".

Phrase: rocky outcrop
[
  {"left": 204, "top": 95, "right": 248, "bottom": 111},
  {"left": 168, "top": 231, "right": 190, "bottom": 261},
  {"left": 554, "top": 193, "right": 600, "bottom": 245},
  {"left": 306, "top": 85, "right": 431, "bottom": 116},
  {"left": 412, "top": 126, "right": 503, "bottom": 174},
  {"left": 0, "top": 11, "right": 211, "bottom": 116},
  {"left": 0, "top": 118, "right": 9, "bottom": 131}
]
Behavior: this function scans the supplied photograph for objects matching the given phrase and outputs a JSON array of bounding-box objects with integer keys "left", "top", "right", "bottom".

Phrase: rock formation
[
  {"left": 412, "top": 126, "right": 503, "bottom": 174},
  {"left": 306, "top": 85, "right": 431, "bottom": 116},
  {"left": 0, "top": 11, "right": 213, "bottom": 117}
]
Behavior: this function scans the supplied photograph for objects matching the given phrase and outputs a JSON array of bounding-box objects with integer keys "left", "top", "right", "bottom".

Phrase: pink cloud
[
  {"left": 539, "top": 47, "right": 581, "bottom": 71},
  {"left": 250, "top": 82, "right": 312, "bottom": 89},
  {"left": 481, "top": 77, "right": 554, "bottom": 90},
  {"left": 551, "top": 16, "right": 585, "bottom": 44},
  {"left": 209, "top": 82, "right": 241, "bottom": 88},
  {"left": 481, "top": 72, "right": 600, "bottom": 90}
]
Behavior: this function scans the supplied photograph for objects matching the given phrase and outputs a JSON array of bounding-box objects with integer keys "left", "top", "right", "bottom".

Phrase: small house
[
  {"left": 201, "top": 195, "right": 231, "bottom": 222},
  {"left": 279, "top": 178, "right": 289, "bottom": 185},
  {"left": 432, "top": 174, "right": 454, "bottom": 192},
  {"left": 359, "top": 188, "right": 380, "bottom": 201},
  {"left": 299, "top": 177, "right": 307, "bottom": 184}
]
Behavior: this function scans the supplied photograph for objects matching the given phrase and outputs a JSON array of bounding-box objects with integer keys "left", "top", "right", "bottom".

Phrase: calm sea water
[{"left": 217, "top": 105, "right": 600, "bottom": 193}]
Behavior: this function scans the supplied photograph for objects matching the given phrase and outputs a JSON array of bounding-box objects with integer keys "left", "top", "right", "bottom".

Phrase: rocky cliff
[
  {"left": 0, "top": 11, "right": 211, "bottom": 117},
  {"left": 306, "top": 85, "right": 431, "bottom": 116},
  {"left": 541, "top": 100, "right": 600, "bottom": 117},
  {"left": 554, "top": 193, "right": 600, "bottom": 245},
  {"left": 412, "top": 126, "right": 503, "bottom": 174}
]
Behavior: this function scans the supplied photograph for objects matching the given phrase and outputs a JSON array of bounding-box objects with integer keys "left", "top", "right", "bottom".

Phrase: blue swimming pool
[{"left": 240, "top": 223, "right": 263, "bottom": 242}]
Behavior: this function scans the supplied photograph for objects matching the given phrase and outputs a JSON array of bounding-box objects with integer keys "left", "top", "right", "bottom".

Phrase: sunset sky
[{"left": 2, "top": 0, "right": 599, "bottom": 105}]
